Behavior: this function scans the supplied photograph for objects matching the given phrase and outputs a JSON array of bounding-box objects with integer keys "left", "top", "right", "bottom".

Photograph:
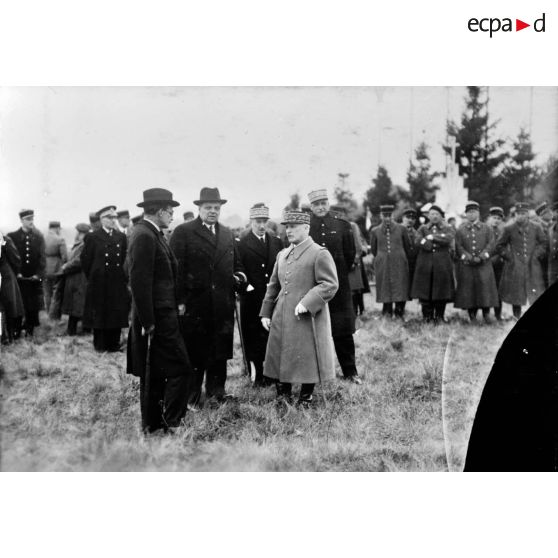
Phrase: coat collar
[
  {"left": 245, "top": 230, "right": 268, "bottom": 258},
  {"left": 465, "top": 221, "right": 482, "bottom": 230},
  {"left": 286, "top": 236, "right": 314, "bottom": 260}
]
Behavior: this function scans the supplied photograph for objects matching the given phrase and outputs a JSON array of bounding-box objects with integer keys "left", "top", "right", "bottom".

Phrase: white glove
[
  {"left": 294, "top": 302, "right": 308, "bottom": 317},
  {"left": 261, "top": 317, "right": 271, "bottom": 331}
]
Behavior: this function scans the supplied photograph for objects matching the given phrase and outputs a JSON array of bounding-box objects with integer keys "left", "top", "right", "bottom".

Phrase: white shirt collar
[
  {"left": 102, "top": 226, "right": 113, "bottom": 235},
  {"left": 252, "top": 231, "right": 265, "bottom": 241}
]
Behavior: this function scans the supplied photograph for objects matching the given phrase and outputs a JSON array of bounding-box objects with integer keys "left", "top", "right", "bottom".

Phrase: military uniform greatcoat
[
  {"left": 44, "top": 231, "right": 68, "bottom": 313},
  {"left": 454, "top": 221, "right": 499, "bottom": 309},
  {"left": 370, "top": 222, "right": 410, "bottom": 303},
  {"left": 410, "top": 222, "right": 455, "bottom": 302},
  {"left": 0, "top": 235, "right": 25, "bottom": 327},
  {"left": 260, "top": 237, "right": 339, "bottom": 384},
  {"left": 8, "top": 227, "right": 46, "bottom": 329},
  {"left": 237, "top": 231, "right": 283, "bottom": 365},
  {"left": 61, "top": 240, "right": 87, "bottom": 319},
  {"left": 548, "top": 222, "right": 558, "bottom": 286},
  {"left": 495, "top": 221, "right": 547, "bottom": 306}
]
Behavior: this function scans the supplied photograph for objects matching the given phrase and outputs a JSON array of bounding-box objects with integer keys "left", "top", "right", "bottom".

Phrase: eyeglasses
[{"left": 161, "top": 209, "right": 174, "bottom": 216}]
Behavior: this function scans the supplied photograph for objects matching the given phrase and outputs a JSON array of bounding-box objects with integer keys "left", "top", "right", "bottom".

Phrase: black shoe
[
  {"left": 345, "top": 375, "right": 362, "bottom": 385},
  {"left": 297, "top": 395, "right": 314, "bottom": 409}
]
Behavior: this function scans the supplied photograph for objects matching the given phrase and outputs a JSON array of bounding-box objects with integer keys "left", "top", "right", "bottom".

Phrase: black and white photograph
[{"left": 1, "top": 85, "right": 557, "bottom": 472}]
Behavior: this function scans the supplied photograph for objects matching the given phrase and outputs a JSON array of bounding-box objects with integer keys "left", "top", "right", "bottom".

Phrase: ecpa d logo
[{"left": 468, "top": 12, "right": 546, "bottom": 37}]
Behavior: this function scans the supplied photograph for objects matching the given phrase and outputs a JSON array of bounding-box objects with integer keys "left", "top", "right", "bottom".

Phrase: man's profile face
[
  {"left": 118, "top": 216, "right": 130, "bottom": 228},
  {"left": 199, "top": 203, "right": 221, "bottom": 224},
  {"left": 285, "top": 223, "right": 309, "bottom": 245},
  {"left": 21, "top": 215, "right": 34, "bottom": 230},
  {"left": 251, "top": 218, "right": 267, "bottom": 237},
  {"left": 311, "top": 199, "right": 329, "bottom": 218},
  {"left": 158, "top": 206, "right": 174, "bottom": 229}
]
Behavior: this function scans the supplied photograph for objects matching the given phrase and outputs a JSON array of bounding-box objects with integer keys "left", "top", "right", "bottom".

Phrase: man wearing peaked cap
[
  {"left": 89, "top": 212, "right": 101, "bottom": 231},
  {"left": 454, "top": 201, "right": 499, "bottom": 323},
  {"left": 8, "top": 209, "right": 46, "bottom": 337},
  {"left": 401, "top": 209, "right": 419, "bottom": 295},
  {"left": 116, "top": 210, "right": 131, "bottom": 236},
  {"left": 548, "top": 202, "right": 558, "bottom": 286},
  {"left": 495, "top": 202, "right": 547, "bottom": 319},
  {"left": 488, "top": 206, "right": 506, "bottom": 320},
  {"left": 370, "top": 204, "right": 411, "bottom": 318},
  {"left": 260, "top": 210, "right": 339, "bottom": 405},
  {"left": 237, "top": 203, "right": 284, "bottom": 386},
  {"left": 44, "top": 219, "right": 68, "bottom": 318},
  {"left": 170, "top": 187, "right": 247, "bottom": 407},
  {"left": 81, "top": 205, "right": 129, "bottom": 351},
  {"left": 308, "top": 189, "right": 361, "bottom": 384},
  {"left": 126, "top": 188, "right": 191, "bottom": 433}
]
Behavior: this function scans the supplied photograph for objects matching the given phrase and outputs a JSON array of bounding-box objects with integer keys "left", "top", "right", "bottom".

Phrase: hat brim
[
  {"left": 193, "top": 199, "right": 227, "bottom": 206},
  {"left": 137, "top": 199, "right": 180, "bottom": 208}
]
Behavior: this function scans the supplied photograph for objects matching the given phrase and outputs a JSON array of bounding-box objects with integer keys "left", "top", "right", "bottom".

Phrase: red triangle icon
[{"left": 516, "top": 19, "right": 530, "bottom": 31}]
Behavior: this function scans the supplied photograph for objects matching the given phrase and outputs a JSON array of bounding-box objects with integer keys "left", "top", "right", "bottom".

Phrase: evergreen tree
[
  {"left": 534, "top": 154, "right": 558, "bottom": 203},
  {"left": 333, "top": 180, "right": 360, "bottom": 219},
  {"left": 407, "top": 142, "right": 439, "bottom": 206},
  {"left": 364, "top": 166, "right": 398, "bottom": 212},
  {"left": 444, "top": 86, "right": 509, "bottom": 213}
]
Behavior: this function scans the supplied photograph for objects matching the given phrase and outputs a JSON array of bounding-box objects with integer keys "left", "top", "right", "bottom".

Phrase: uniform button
[
  {"left": 116, "top": 244, "right": 120, "bottom": 248},
  {"left": 117, "top": 253, "right": 120, "bottom": 256},
  {"left": 284, "top": 291, "right": 288, "bottom": 294},
  {"left": 105, "top": 263, "right": 108, "bottom": 266},
  {"left": 322, "top": 233, "right": 325, "bottom": 236},
  {"left": 265, "top": 274, "right": 268, "bottom": 278},
  {"left": 261, "top": 264, "right": 265, "bottom": 267},
  {"left": 321, "top": 223, "right": 324, "bottom": 227},
  {"left": 105, "top": 253, "right": 109, "bottom": 256},
  {"left": 322, "top": 243, "right": 325, "bottom": 246}
]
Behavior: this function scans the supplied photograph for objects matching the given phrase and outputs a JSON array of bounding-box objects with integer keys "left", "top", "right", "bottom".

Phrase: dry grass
[{"left": 0, "top": 295, "right": 514, "bottom": 471}]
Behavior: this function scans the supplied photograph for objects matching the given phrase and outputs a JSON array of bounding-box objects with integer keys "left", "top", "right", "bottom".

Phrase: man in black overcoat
[
  {"left": 127, "top": 188, "right": 190, "bottom": 433},
  {"left": 308, "top": 189, "right": 361, "bottom": 384},
  {"left": 81, "top": 205, "right": 129, "bottom": 352},
  {"left": 8, "top": 209, "right": 46, "bottom": 337},
  {"left": 237, "top": 203, "right": 283, "bottom": 386},
  {"left": 170, "top": 187, "right": 247, "bottom": 406}
]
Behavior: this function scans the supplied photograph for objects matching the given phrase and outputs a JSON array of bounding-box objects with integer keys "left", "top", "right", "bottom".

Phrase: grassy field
[{"left": 0, "top": 295, "right": 513, "bottom": 471}]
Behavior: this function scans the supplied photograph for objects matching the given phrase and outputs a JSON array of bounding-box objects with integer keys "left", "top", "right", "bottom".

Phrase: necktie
[{"left": 260, "top": 236, "right": 265, "bottom": 244}]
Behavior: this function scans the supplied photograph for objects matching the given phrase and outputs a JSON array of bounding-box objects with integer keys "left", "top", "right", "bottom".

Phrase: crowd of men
[{"left": 1, "top": 187, "right": 557, "bottom": 432}]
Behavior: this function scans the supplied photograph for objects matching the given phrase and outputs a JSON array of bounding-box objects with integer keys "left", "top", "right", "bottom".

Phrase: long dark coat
[
  {"left": 8, "top": 227, "right": 46, "bottom": 322},
  {"left": 309, "top": 212, "right": 356, "bottom": 336},
  {"left": 411, "top": 222, "right": 455, "bottom": 302},
  {"left": 45, "top": 232, "right": 68, "bottom": 277},
  {"left": 454, "top": 221, "right": 499, "bottom": 309},
  {"left": 237, "top": 230, "right": 283, "bottom": 363},
  {"left": 260, "top": 238, "right": 339, "bottom": 384},
  {"left": 370, "top": 222, "right": 410, "bottom": 303},
  {"left": 489, "top": 223, "right": 506, "bottom": 288},
  {"left": 61, "top": 240, "right": 87, "bottom": 318},
  {"left": 80, "top": 228, "right": 129, "bottom": 329},
  {"left": 464, "top": 281, "right": 558, "bottom": 471},
  {"left": 0, "top": 236, "right": 24, "bottom": 318},
  {"left": 126, "top": 220, "right": 190, "bottom": 379},
  {"left": 404, "top": 225, "right": 419, "bottom": 293},
  {"left": 495, "top": 220, "right": 547, "bottom": 306},
  {"left": 548, "top": 222, "right": 558, "bottom": 286},
  {"left": 348, "top": 222, "right": 364, "bottom": 291},
  {"left": 169, "top": 217, "right": 246, "bottom": 362}
]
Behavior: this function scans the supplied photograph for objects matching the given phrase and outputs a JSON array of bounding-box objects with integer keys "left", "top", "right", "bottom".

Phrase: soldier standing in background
[
  {"left": 401, "top": 208, "right": 419, "bottom": 298},
  {"left": 81, "top": 205, "right": 129, "bottom": 351},
  {"left": 369, "top": 205, "right": 411, "bottom": 318},
  {"left": 488, "top": 207, "right": 506, "bottom": 320},
  {"left": 308, "top": 189, "right": 361, "bottom": 385},
  {"left": 411, "top": 205, "right": 455, "bottom": 323},
  {"left": 89, "top": 212, "right": 101, "bottom": 232},
  {"left": 237, "top": 203, "right": 283, "bottom": 386},
  {"left": 534, "top": 202, "right": 552, "bottom": 289},
  {"left": 44, "top": 220, "right": 68, "bottom": 318},
  {"left": 116, "top": 210, "right": 131, "bottom": 236},
  {"left": 454, "top": 201, "right": 499, "bottom": 324},
  {"left": 8, "top": 209, "right": 46, "bottom": 337},
  {"left": 548, "top": 202, "right": 558, "bottom": 286},
  {"left": 0, "top": 232, "right": 24, "bottom": 343},
  {"left": 495, "top": 202, "right": 547, "bottom": 319}
]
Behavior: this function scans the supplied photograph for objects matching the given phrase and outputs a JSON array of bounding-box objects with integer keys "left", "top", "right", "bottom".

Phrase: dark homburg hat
[
  {"left": 96, "top": 205, "right": 117, "bottom": 217},
  {"left": 116, "top": 209, "right": 130, "bottom": 218},
  {"left": 137, "top": 188, "right": 180, "bottom": 208},
  {"left": 380, "top": 204, "right": 395, "bottom": 213},
  {"left": 489, "top": 206, "right": 505, "bottom": 218},
  {"left": 75, "top": 223, "right": 91, "bottom": 233},
  {"left": 49, "top": 221, "right": 61, "bottom": 228},
  {"left": 429, "top": 204, "right": 445, "bottom": 217},
  {"left": 193, "top": 187, "right": 227, "bottom": 206},
  {"left": 281, "top": 210, "right": 311, "bottom": 225},
  {"left": 465, "top": 201, "right": 480, "bottom": 213},
  {"left": 19, "top": 209, "right": 34, "bottom": 218},
  {"left": 515, "top": 202, "right": 531, "bottom": 213}
]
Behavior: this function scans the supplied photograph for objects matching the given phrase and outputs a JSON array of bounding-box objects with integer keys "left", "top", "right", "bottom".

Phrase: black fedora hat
[
  {"left": 193, "top": 187, "right": 227, "bottom": 206},
  {"left": 137, "top": 188, "right": 180, "bottom": 208}
]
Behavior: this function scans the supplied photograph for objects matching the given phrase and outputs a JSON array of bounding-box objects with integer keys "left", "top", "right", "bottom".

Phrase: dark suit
[
  {"left": 127, "top": 220, "right": 190, "bottom": 432},
  {"left": 0, "top": 236, "right": 25, "bottom": 342},
  {"left": 8, "top": 227, "right": 46, "bottom": 334},
  {"left": 237, "top": 230, "right": 283, "bottom": 382},
  {"left": 81, "top": 227, "right": 129, "bottom": 351},
  {"left": 309, "top": 212, "right": 358, "bottom": 378},
  {"left": 170, "top": 217, "right": 246, "bottom": 403}
]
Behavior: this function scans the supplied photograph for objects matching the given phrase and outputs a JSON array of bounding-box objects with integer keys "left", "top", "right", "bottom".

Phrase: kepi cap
[
  {"left": 308, "top": 189, "right": 329, "bottom": 204},
  {"left": 19, "top": 209, "right": 34, "bottom": 219},
  {"left": 281, "top": 210, "right": 311, "bottom": 225},
  {"left": 249, "top": 203, "right": 270, "bottom": 220}
]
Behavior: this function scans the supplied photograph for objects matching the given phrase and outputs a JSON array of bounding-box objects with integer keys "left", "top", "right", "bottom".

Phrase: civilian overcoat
[
  {"left": 404, "top": 225, "right": 419, "bottom": 296},
  {"left": 260, "top": 237, "right": 339, "bottom": 384},
  {"left": 0, "top": 236, "right": 24, "bottom": 318},
  {"left": 45, "top": 231, "right": 68, "bottom": 277},
  {"left": 495, "top": 221, "right": 547, "bottom": 306},
  {"left": 370, "top": 222, "right": 410, "bottom": 303},
  {"left": 81, "top": 228, "right": 129, "bottom": 329},
  {"left": 309, "top": 212, "right": 355, "bottom": 335},
  {"left": 61, "top": 240, "right": 87, "bottom": 318},
  {"left": 8, "top": 227, "right": 45, "bottom": 319},
  {"left": 489, "top": 223, "right": 506, "bottom": 287},
  {"left": 237, "top": 230, "right": 283, "bottom": 363},
  {"left": 454, "top": 221, "right": 499, "bottom": 309},
  {"left": 169, "top": 217, "right": 246, "bottom": 362},
  {"left": 126, "top": 220, "right": 190, "bottom": 379},
  {"left": 410, "top": 222, "right": 455, "bottom": 302}
]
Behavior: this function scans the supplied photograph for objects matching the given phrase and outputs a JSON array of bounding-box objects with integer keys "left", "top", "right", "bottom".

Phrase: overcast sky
[{"left": 1, "top": 86, "right": 557, "bottom": 234}]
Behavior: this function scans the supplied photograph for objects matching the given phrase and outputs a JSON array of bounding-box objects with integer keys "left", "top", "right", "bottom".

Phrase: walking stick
[
  {"left": 234, "top": 295, "right": 251, "bottom": 377},
  {"left": 310, "top": 315, "right": 328, "bottom": 408},
  {"left": 141, "top": 331, "right": 152, "bottom": 433}
]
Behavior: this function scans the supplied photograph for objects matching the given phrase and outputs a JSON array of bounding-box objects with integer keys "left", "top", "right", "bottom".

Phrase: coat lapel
[
  {"left": 213, "top": 222, "right": 230, "bottom": 264},
  {"left": 245, "top": 230, "right": 267, "bottom": 259}
]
